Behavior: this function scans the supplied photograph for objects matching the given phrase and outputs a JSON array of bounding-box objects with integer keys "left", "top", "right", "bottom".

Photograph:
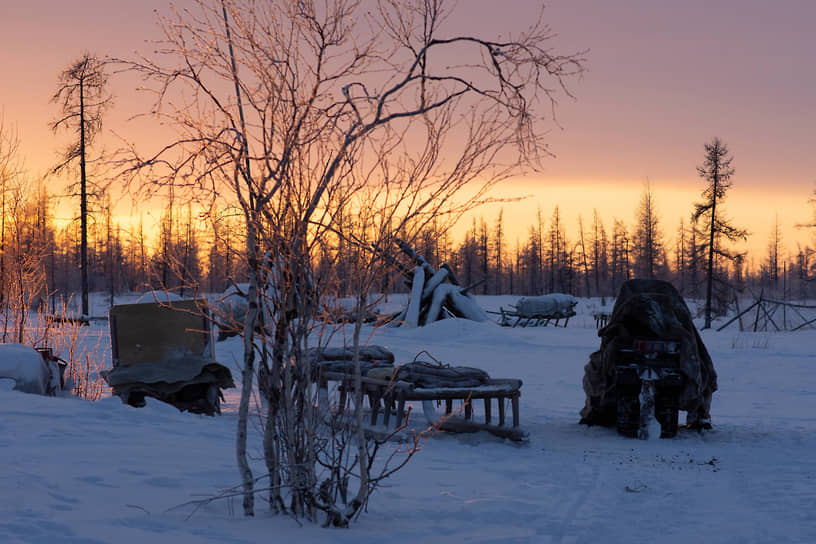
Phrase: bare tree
[
  {"left": 492, "top": 209, "right": 506, "bottom": 294},
  {"left": 800, "top": 185, "right": 816, "bottom": 231},
  {"left": 205, "top": 206, "right": 242, "bottom": 293},
  {"left": 693, "top": 137, "right": 748, "bottom": 329},
  {"left": 1, "top": 177, "right": 52, "bottom": 342},
  {"left": 590, "top": 210, "right": 608, "bottom": 299},
  {"left": 632, "top": 180, "right": 663, "bottom": 280},
  {"left": 120, "top": 0, "right": 584, "bottom": 523},
  {"left": 0, "top": 116, "right": 57, "bottom": 336},
  {"left": 765, "top": 213, "right": 783, "bottom": 294},
  {"left": 610, "top": 218, "right": 629, "bottom": 294},
  {"left": 675, "top": 217, "right": 687, "bottom": 294},
  {"left": 577, "top": 214, "right": 591, "bottom": 297},
  {"left": 100, "top": 191, "right": 115, "bottom": 307},
  {"left": 478, "top": 218, "right": 489, "bottom": 294},
  {"left": 684, "top": 218, "right": 706, "bottom": 299},
  {"left": 794, "top": 185, "right": 816, "bottom": 296},
  {"left": 51, "top": 53, "right": 111, "bottom": 317},
  {"left": 792, "top": 244, "right": 814, "bottom": 300},
  {"left": 548, "top": 206, "right": 566, "bottom": 293},
  {"left": 0, "top": 112, "right": 23, "bottom": 309},
  {"left": 521, "top": 225, "right": 540, "bottom": 294}
]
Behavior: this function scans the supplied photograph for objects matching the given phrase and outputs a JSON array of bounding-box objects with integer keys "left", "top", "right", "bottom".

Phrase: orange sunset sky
[{"left": 2, "top": 0, "right": 815, "bottom": 263}]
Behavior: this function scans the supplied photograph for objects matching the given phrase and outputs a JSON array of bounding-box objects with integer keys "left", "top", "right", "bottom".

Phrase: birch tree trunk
[{"left": 236, "top": 214, "right": 260, "bottom": 517}]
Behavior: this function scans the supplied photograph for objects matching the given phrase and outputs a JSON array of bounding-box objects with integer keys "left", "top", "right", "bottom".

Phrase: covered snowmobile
[{"left": 579, "top": 279, "right": 717, "bottom": 438}]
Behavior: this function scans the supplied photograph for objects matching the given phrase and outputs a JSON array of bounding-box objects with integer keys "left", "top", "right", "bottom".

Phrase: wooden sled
[
  {"left": 320, "top": 369, "right": 525, "bottom": 441},
  {"left": 491, "top": 306, "right": 575, "bottom": 328}
]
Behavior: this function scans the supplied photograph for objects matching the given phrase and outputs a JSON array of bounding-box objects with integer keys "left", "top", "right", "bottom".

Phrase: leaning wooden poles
[{"left": 387, "top": 239, "right": 488, "bottom": 326}]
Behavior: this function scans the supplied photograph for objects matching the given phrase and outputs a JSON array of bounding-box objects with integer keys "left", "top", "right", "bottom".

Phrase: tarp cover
[
  {"left": 102, "top": 357, "right": 234, "bottom": 415},
  {"left": 395, "top": 361, "right": 490, "bottom": 388},
  {"left": 102, "top": 356, "right": 233, "bottom": 388},
  {"left": 579, "top": 279, "right": 717, "bottom": 425},
  {"left": 515, "top": 294, "right": 578, "bottom": 318},
  {"left": 0, "top": 343, "right": 62, "bottom": 396},
  {"left": 309, "top": 345, "right": 396, "bottom": 379},
  {"left": 308, "top": 345, "right": 395, "bottom": 364}
]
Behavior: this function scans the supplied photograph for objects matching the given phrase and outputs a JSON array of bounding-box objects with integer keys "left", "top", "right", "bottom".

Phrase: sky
[{"left": 1, "top": 0, "right": 815, "bottom": 260}]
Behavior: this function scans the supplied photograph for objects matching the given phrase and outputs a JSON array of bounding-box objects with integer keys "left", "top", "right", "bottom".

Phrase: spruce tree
[{"left": 693, "top": 137, "right": 748, "bottom": 329}]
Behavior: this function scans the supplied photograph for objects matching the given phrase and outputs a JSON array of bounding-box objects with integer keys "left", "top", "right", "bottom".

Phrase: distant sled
[{"left": 490, "top": 293, "right": 578, "bottom": 328}]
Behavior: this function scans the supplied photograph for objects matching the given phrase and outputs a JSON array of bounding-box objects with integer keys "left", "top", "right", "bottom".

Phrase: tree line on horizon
[
  {"left": 0, "top": 159, "right": 813, "bottom": 319},
  {"left": 2, "top": 103, "right": 816, "bottom": 321},
  {"left": 393, "top": 187, "right": 815, "bottom": 312}
]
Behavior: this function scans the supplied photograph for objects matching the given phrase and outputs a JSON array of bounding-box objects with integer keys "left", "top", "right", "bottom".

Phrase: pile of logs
[{"left": 387, "top": 239, "right": 489, "bottom": 327}]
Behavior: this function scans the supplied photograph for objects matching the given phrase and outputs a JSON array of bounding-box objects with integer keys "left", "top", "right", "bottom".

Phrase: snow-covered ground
[{"left": 2, "top": 294, "right": 815, "bottom": 543}]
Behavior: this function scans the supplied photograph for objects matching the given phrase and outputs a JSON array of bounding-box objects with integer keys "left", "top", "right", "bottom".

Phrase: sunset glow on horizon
[{"left": 466, "top": 177, "right": 813, "bottom": 264}]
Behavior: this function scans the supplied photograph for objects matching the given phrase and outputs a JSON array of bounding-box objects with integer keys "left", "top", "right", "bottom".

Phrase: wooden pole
[{"left": 717, "top": 299, "right": 758, "bottom": 332}]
